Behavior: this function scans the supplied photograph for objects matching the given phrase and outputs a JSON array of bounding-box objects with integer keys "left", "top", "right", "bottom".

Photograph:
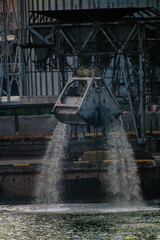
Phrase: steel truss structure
[
  {"left": 23, "top": 7, "right": 160, "bottom": 144},
  {"left": 0, "top": 0, "right": 22, "bottom": 102}
]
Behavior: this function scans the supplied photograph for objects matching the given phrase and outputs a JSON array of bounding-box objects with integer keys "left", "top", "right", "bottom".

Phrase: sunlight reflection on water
[{"left": 0, "top": 202, "right": 159, "bottom": 240}]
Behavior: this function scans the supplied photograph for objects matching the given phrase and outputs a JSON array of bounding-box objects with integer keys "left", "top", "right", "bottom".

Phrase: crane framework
[
  {"left": 1, "top": 3, "right": 160, "bottom": 144},
  {"left": 23, "top": 7, "right": 160, "bottom": 144}
]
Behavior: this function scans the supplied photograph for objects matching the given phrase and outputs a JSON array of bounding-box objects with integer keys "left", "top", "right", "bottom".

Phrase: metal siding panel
[
  {"left": 32, "top": 0, "right": 37, "bottom": 10},
  {"left": 54, "top": 72, "right": 59, "bottom": 95},
  {"left": 50, "top": 0, "right": 55, "bottom": 10},
  {"left": 98, "top": 0, "right": 160, "bottom": 8},
  {"left": 82, "top": 0, "right": 88, "bottom": 9},
  {"left": 48, "top": 72, "right": 52, "bottom": 95},
  {"left": 38, "top": 0, "right": 42, "bottom": 10},
  {"left": 57, "top": 0, "right": 63, "bottom": 9},
  {"left": 148, "top": 0, "right": 159, "bottom": 8},
  {"left": 65, "top": 0, "right": 70, "bottom": 9},
  {"left": 24, "top": 0, "right": 160, "bottom": 16}
]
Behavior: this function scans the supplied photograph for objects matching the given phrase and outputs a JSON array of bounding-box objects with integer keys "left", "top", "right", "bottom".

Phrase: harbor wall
[
  {"left": 0, "top": 112, "right": 160, "bottom": 136},
  {"left": 0, "top": 112, "right": 159, "bottom": 157}
]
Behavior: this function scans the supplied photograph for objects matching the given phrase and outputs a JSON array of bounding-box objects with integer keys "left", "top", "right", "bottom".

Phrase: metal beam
[
  {"left": 80, "top": 28, "right": 97, "bottom": 52},
  {"left": 120, "top": 54, "right": 139, "bottom": 139},
  {"left": 60, "top": 29, "right": 77, "bottom": 53},
  {"left": 3, "top": 0, "right": 10, "bottom": 102},
  {"left": 100, "top": 28, "right": 117, "bottom": 50},
  {"left": 121, "top": 24, "right": 137, "bottom": 51},
  {"left": 138, "top": 23, "right": 146, "bottom": 144},
  {"left": 28, "top": 26, "right": 52, "bottom": 45}
]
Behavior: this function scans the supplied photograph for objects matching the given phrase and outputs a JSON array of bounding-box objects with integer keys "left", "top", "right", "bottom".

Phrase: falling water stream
[
  {"left": 35, "top": 107, "right": 142, "bottom": 205},
  {"left": 101, "top": 110, "right": 142, "bottom": 204},
  {"left": 35, "top": 120, "right": 68, "bottom": 203},
  {"left": 106, "top": 123, "right": 142, "bottom": 203}
]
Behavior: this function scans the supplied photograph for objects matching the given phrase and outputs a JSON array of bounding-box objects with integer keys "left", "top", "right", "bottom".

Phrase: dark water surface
[{"left": 0, "top": 202, "right": 160, "bottom": 240}]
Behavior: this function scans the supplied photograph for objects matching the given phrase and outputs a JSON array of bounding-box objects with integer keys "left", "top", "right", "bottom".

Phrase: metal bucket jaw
[{"left": 53, "top": 70, "right": 121, "bottom": 126}]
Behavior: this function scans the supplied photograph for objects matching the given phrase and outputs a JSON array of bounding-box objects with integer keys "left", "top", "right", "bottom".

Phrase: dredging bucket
[{"left": 53, "top": 68, "right": 121, "bottom": 126}]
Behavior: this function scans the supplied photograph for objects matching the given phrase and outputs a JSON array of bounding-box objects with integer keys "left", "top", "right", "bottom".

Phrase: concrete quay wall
[
  {"left": 0, "top": 112, "right": 159, "bottom": 158},
  {"left": 0, "top": 116, "right": 15, "bottom": 136},
  {"left": 0, "top": 112, "right": 159, "bottom": 136},
  {"left": 18, "top": 115, "right": 57, "bottom": 135},
  {"left": 0, "top": 166, "right": 159, "bottom": 202}
]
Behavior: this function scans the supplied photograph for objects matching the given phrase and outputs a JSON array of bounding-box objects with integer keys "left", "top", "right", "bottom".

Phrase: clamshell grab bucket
[{"left": 53, "top": 69, "right": 121, "bottom": 126}]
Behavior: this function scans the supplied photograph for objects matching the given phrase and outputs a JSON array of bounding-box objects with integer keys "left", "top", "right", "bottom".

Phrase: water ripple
[{"left": 0, "top": 203, "right": 159, "bottom": 240}]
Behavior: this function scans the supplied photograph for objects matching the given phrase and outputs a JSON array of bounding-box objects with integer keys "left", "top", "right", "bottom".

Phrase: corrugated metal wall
[
  {"left": 23, "top": 0, "right": 160, "bottom": 11},
  {"left": 98, "top": 0, "right": 159, "bottom": 8},
  {"left": 22, "top": 0, "right": 160, "bottom": 97}
]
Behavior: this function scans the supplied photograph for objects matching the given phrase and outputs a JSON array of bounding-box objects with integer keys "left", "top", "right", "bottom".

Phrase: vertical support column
[
  {"left": 15, "top": 0, "right": 22, "bottom": 97},
  {"left": 55, "top": 0, "right": 58, "bottom": 10},
  {"left": 48, "top": 0, "right": 51, "bottom": 10},
  {"left": 30, "top": 0, "right": 37, "bottom": 96},
  {"left": 27, "top": 0, "right": 33, "bottom": 96},
  {"left": 92, "top": 0, "right": 96, "bottom": 8},
  {"left": 42, "top": 0, "right": 48, "bottom": 96},
  {"left": 97, "top": 0, "right": 100, "bottom": 8},
  {"left": 57, "top": 58, "right": 61, "bottom": 94},
  {"left": 62, "top": 0, "right": 65, "bottom": 9},
  {"left": 3, "top": 0, "right": 10, "bottom": 101},
  {"left": 49, "top": 3, "right": 54, "bottom": 95},
  {"left": 39, "top": 72, "right": 42, "bottom": 95},
  {"left": 79, "top": 0, "right": 82, "bottom": 9},
  {"left": 20, "top": 0, "right": 27, "bottom": 96},
  {"left": 138, "top": 22, "right": 146, "bottom": 144},
  {"left": 25, "top": 0, "right": 30, "bottom": 96},
  {"left": 56, "top": 25, "right": 61, "bottom": 94},
  {"left": 120, "top": 53, "right": 139, "bottom": 138},
  {"left": 111, "top": 54, "right": 119, "bottom": 94},
  {"left": 70, "top": 0, "right": 73, "bottom": 9}
]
